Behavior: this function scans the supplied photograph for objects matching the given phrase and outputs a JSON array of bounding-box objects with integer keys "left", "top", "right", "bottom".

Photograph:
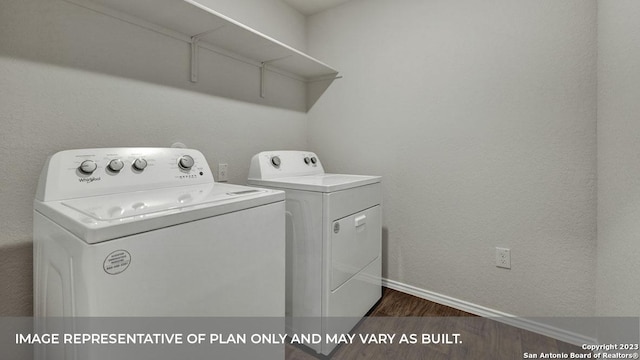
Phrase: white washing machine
[
  {"left": 33, "top": 148, "right": 285, "bottom": 358},
  {"left": 248, "top": 150, "right": 382, "bottom": 355}
]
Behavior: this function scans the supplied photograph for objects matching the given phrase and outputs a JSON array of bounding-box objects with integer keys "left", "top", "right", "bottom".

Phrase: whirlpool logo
[{"left": 78, "top": 177, "right": 101, "bottom": 183}]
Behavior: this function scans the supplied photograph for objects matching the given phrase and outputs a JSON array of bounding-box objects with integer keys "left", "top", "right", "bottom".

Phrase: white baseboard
[{"left": 382, "top": 278, "right": 597, "bottom": 346}]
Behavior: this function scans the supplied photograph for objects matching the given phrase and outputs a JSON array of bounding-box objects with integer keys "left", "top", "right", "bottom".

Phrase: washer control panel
[
  {"left": 248, "top": 151, "right": 325, "bottom": 180},
  {"left": 36, "top": 148, "right": 214, "bottom": 201}
]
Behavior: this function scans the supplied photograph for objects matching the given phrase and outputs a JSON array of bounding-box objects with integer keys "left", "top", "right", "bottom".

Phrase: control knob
[
  {"left": 178, "top": 155, "right": 195, "bottom": 170},
  {"left": 271, "top": 156, "right": 281, "bottom": 168},
  {"left": 79, "top": 160, "right": 97, "bottom": 175},
  {"left": 107, "top": 159, "right": 124, "bottom": 172},
  {"left": 132, "top": 158, "right": 147, "bottom": 171},
  {"left": 304, "top": 157, "right": 310, "bottom": 165},
  {"left": 310, "top": 156, "right": 317, "bottom": 164}
]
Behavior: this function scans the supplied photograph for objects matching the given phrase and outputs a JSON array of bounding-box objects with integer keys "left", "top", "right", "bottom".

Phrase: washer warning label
[{"left": 103, "top": 250, "right": 131, "bottom": 275}]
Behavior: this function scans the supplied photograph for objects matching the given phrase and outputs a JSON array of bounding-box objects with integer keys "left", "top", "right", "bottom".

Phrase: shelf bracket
[
  {"left": 190, "top": 26, "right": 226, "bottom": 83},
  {"left": 259, "top": 56, "right": 293, "bottom": 99},
  {"left": 260, "top": 62, "right": 266, "bottom": 98},
  {"left": 190, "top": 36, "right": 200, "bottom": 83}
]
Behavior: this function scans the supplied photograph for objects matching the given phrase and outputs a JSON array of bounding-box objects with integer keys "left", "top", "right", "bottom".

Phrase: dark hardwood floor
[{"left": 285, "top": 287, "right": 590, "bottom": 359}]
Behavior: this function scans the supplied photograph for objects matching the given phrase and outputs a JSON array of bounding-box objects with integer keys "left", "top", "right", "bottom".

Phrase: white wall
[
  {"left": 597, "top": 0, "right": 640, "bottom": 320},
  {"left": 307, "top": 0, "right": 597, "bottom": 321},
  {"left": 0, "top": 0, "right": 307, "bottom": 315}
]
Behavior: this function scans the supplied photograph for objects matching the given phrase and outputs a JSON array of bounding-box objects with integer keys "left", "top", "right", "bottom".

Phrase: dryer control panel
[
  {"left": 248, "top": 150, "right": 325, "bottom": 180},
  {"left": 36, "top": 148, "right": 214, "bottom": 201}
]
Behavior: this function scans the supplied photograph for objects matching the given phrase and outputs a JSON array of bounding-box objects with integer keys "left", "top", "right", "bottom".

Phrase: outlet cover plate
[{"left": 496, "top": 247, "right": 511, "bottom": 269}]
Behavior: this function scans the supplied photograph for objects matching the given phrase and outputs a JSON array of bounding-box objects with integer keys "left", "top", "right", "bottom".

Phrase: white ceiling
[{"left": 282, "top": 0, "right": 353, "bottom": 15}]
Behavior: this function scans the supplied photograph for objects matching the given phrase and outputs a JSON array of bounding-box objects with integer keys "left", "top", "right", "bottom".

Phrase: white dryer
[
  {"left": 248, "top": 150, "right": 382, "bottom": 355},
  {"left": 33, "top": 148, "right": 285, "bottom": 356}
]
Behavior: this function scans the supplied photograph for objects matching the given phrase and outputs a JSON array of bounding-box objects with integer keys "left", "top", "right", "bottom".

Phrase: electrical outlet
[
  {"left": 496, "top": 247, "right": 511, "bottom": 269},
  {"left": 218, "top": 163, "right": 228, "bottom": 182}
]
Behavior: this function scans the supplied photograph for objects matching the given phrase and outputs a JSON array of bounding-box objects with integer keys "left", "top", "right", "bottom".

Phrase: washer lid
[
  {"left": 248, "top": 173, "right": 381, "bottom": 193},
  {"left": 34, "top": 182, "right": 284, "bottom": 244}
]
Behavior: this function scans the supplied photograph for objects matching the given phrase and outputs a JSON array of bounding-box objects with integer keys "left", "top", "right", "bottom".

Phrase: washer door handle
[{"left": 355, "top": 215, "right": 367, "bottom": 227}]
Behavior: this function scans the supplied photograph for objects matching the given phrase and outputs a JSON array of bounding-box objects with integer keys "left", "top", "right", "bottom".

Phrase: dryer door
[{"left": 330, "top": 205, "right": 381, "bottom": 291}]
